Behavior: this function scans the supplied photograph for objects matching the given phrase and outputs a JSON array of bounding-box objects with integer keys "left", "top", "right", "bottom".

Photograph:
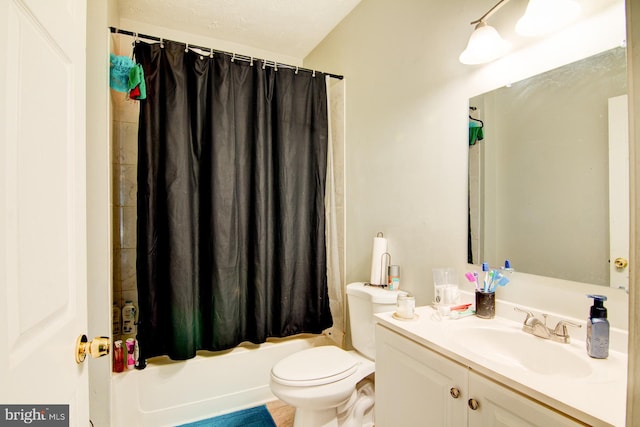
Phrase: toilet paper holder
[{"left": 366, "top": 251, "right": 391, "bottom": 288}]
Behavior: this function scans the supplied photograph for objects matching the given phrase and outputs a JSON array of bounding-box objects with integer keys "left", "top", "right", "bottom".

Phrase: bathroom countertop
[{"left": 376, "top": 306, "right": 627, "bottom": 427}]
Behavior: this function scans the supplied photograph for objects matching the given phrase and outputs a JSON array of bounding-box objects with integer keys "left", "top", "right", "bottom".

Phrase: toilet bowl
[
  {"left": 269, "top": 282, "right": 403, "bottom": 427},
  {"left": 270, "top": 346, "right": 375, "bottom": 427}
]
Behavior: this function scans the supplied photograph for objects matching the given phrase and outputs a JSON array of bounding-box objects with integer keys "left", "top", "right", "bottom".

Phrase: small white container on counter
[{"left": 396, "top": 293, "right": 415, "bottom": 319}]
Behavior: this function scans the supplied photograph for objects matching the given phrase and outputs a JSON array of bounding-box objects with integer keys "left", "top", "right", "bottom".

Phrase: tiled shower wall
[
  {"left": 111, "top": 29, "right": 139, "bottom": 343},
  {"left": 111, "top": 88, "right": 139, "bottom": 342}
]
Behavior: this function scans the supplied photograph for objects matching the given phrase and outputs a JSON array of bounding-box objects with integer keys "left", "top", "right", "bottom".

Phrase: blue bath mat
[{"left": 177, "top": 405, "right": 277, "bottom": 427}]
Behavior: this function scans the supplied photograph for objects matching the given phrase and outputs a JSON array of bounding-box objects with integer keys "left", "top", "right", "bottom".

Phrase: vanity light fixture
[
  {"left": 459, "top": 20, "right": 510, "bottom": 65},
  {"left": 515, "top": 0, "right": 581, "bottom": 36},
  {"left": 459, "top": 0, "right": 511, "bottom": 65},
  {"left": 459, "top": 0, "right": 581, "bottom": 65}
]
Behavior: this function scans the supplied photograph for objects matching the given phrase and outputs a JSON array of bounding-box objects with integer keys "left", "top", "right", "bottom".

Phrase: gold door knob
[
  {"left": 75, "top": 335, "right": 110, "bottom": 364},
  {"left": 614, "top": 258, "right": 628, "bottom": 269},
  {"left": 450, "top": 387, "right": 460, "bottom": 399}
]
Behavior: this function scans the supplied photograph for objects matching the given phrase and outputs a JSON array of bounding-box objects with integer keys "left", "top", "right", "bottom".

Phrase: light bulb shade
[
  {"left": 515, "top": 0, "right": 581, "bottom": 36},
  {"left": 459, "top": 23, "right": 510, "bottom": 65}
]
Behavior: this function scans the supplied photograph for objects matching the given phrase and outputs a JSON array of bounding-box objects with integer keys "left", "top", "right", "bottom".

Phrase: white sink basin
[{"left": 452, "top": 326, "right": 592, "bottom": 378}]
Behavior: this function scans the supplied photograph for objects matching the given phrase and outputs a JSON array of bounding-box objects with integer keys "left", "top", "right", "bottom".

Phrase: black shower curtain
[{"left": 134, "top": 41, "right": 332, "bottom": 364}]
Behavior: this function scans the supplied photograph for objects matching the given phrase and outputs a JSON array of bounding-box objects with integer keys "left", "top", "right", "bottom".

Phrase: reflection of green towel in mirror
[{"left": 469, "top": 122, "right": 484, "bottom": 146}]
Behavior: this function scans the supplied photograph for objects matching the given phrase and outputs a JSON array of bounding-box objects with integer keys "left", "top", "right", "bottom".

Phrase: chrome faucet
[{"left": 514, "top": 307, "right": 582, "bottom": 344}]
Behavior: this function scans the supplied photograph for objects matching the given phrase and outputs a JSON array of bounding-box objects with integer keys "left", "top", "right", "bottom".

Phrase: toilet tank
[{"left": 346, "top": 282, "right": 402, "bottom": 360}]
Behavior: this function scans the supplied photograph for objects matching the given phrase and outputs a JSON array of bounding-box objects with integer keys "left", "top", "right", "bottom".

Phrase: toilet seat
[{"left": 271, "top": 346, "right": 358, "bottom": 387}]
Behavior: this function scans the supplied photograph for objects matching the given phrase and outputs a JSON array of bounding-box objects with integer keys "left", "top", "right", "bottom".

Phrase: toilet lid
[{"left": 271, "top": 346, "right": 358, "bottom": 387}]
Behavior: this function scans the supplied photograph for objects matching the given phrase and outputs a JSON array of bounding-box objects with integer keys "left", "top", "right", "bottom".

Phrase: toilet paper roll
[{"left": 369, "top": 236, "right": 388, "bottom": 285}]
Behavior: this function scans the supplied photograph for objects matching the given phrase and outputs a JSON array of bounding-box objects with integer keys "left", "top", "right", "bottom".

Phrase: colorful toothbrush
[
  {"left": 489, "top": 270, "right": 501, "bottom": 289},
  {"left": 465, "top": 272, "right": 480, "bottom": 291},
  {"left": 490, "top": 276, "right": 509, "bottom": 292},
  {"left": 482, "top": 262, "right": 489, "bottom": 292}
]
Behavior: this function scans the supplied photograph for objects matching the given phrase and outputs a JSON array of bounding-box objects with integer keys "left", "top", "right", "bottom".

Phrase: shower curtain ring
[
  {"left": 231, "top": 53, "right": 236, "bottom": 62},
  {"left": 312, "top": 70, "right": 316, "bottom": 77},
  {"left": 185, "top": 43, "right": 189, "bottom": 53},
  {"left": 274, "top": 62, "right": 278, "bottom": 71},
  {"left": 295, "top": 66, "right": 299, "bottom": 74},
  {"left": 262, "top": 60, "right": 267, "bottom": 70},
  {"left": 209, "top": 48, "right": 214, "bottom": 58},
  {"left": 250, "top": 57, "right": 254, "bottom": 66}
]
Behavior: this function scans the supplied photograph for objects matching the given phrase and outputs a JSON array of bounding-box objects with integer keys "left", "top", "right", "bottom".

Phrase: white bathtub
[{"left": 111, "top": 334, "right": 333, "bottom": 427}]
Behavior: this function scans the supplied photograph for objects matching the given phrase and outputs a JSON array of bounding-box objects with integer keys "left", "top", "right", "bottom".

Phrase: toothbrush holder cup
[{"left": 475, "top": 290, "right": 495, "bottom": 319}]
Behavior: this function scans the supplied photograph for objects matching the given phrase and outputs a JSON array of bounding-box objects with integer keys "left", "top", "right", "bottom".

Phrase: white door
[
  {"left": 0, "top": 0, "right": 89, "bottom": 424},
  {"left": 608, "top": 95, "right": 629, "bottom": 290}
]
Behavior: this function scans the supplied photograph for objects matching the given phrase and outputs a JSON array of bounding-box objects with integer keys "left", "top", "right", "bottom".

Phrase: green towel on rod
[
  {"left": 128, "top": 64, "right": 147, "bottom": 100},
  {"left": 469, "top": 122, "right": 484, "bottom": 146}
]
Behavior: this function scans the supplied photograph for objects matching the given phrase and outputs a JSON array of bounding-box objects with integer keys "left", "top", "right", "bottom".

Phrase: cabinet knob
[
  {"left": 450, "top": 387, "right": 460, "bottom": 399},
  {"left": 468, "top": 398, "right": 480, "bottom": 410}
]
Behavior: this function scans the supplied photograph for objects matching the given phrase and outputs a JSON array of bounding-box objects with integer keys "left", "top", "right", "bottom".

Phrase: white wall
[
  {"left": 304, "top": 0, "right": 629, "bottom": 328},
  {"left": 117, "top": 18, "right": 303, "bottom": 66}
]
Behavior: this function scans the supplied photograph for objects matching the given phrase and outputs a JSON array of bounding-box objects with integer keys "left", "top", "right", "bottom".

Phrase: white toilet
[{"left": 269, "top": 282, "right": 402, "bottom": 427}]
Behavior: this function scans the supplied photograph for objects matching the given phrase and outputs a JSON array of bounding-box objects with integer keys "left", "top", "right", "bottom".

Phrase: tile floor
[{"left": 266, "top": 400, "right": 295, "bottom": 427}]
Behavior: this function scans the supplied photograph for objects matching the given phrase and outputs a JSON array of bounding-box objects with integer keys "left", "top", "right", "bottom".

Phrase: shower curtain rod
[{"left": 109, "top": 27, "right": 344, "bottom": 80}]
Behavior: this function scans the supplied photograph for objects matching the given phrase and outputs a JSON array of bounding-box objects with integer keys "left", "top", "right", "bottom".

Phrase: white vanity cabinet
[
  {"left": 375, "top": 324, "right": 586, "bottom": 427},
  {"left": 375, "top": 322, "right": 468, "bottom": 426}
]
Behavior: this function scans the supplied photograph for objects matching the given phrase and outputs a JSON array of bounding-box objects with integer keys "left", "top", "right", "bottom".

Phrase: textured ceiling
[{"left": 117, "top": 0, "right": 362, "bottom": 59}]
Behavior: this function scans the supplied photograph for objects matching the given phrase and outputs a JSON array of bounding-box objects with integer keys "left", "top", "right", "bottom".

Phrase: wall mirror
[{"left": 468, "top": 46, "right": 628, "bottom": 288}]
